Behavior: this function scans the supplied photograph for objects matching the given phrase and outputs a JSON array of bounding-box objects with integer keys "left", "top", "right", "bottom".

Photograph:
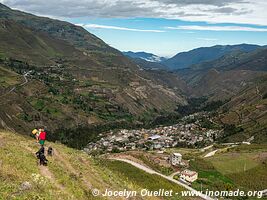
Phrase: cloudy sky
[{"left": 1, "top": 0, "right": 267, "bottom": 56}]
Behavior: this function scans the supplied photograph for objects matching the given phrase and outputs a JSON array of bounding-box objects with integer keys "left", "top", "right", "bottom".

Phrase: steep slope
[
  {"left": 163, "top": 44, "right": 263, "bottom": 70},
  {"left": 175, "top": 48, "right": 267, "bottom": 142},
  {"left": 0, "top": 3, "right": 187, "bottom": 137},
  {"left": 182, "top": 69, "right": 264, "bottom": 101},
  {"left": 0, "top": 3, "right": 114, "bottom": 54},
  {"left": 0, "top": 19, "right": 79, "bottom": 65},
  {"left": 217, "top": 74, "right": 267, "bottom": 142},
  {"left": 177, "top": 48, "right": 267, "bottom": 101},
  {"left": 0, "top": 130, "right": 191, "bottom": 199},
  {"left": 140, "top": 69, "right": 189, "bottom": 96},
  {"left": 191, "top": 48, "right": 267, "bottom": 71}
]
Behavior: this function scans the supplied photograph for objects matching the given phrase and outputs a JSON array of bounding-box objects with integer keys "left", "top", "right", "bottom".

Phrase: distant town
[
  {"left": 84, "top": 113, "right": 222, "bottom": 155},
  {"left": 83, "top": 112, "right": 224, "bottom": 184}
]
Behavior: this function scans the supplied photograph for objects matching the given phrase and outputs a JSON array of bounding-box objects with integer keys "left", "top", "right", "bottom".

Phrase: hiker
[
  {"left": 39, "top": 129, "right": 46, "bottom": 146},
  {"left": 47, "top": 147, "right": 53, "bottom": 156},
  {"left": 36, "top": 146, "right": 48, "bottom": 166}
]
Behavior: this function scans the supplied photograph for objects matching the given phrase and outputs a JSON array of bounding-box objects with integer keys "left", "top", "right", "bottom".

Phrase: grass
[
  {"left": 206, "top": 145, "right": 267, "bottom": 191},
  {"left": 0, "top": 66, "right": 22, "bottom": 87},
  {"left": 29, "top": 98, "right": 63, "bottom": 118},
  {"left": 99, "top": 159, "right": 188, "bottom": 200},
  {"left": 189, "top": 144, "right": 267, "bottom": 193},
  {"left": 229, "top": 144, "right": 267, "bottom": 152},
  {"left": 190, "top": 158, "right": 234, "bottom": 191},
  {"left": 131, "top": 153, "right": 175, "bottom": 176},
  {"left": 30, "top": 99, "right": 46, "bottom": 111},
  {"left": 228, "top": 163, "right": 267, "bottom": 191},
  {"left": 0, "top": 51, "right": 5, "bottom": 59},
  {"left": 207, "top": 153, "right": 259, "bottom": 174},
  {"left": 166, "top": 147, "right": 202, "bottom": 160},
  {"left": 1, "top": 130, "right": 197, "bottom": 199},
  {"left": 45, "top": 107, "right": 62, "bottom": 117},
  {"left": 0, "top": 131, "right": 121, "bottom": 199},
  {"left": 0, "top": 131, "right": 63, "bottom": 200}
]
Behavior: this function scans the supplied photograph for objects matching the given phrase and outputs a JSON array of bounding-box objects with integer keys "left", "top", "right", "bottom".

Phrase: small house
[{"left": 180, "top": 170, "right": 198, "bottom": 183}]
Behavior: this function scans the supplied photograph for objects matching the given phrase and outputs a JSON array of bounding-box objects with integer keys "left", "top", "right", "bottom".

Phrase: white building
[
  {"left": 170, "top": 153, "right": 182, "bottom": 166},
  {"left": 148, "top": 135, "right": 161, "bottom": 140},
  {"left": 180, "top": 169, "right": 198, "bottom": 183}
]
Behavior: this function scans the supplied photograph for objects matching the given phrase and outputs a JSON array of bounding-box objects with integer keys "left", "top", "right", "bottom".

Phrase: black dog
[
  {"left": 36, "top": 146, "right": 48, "bottom": 166},
  {"left": 47, "top": 147, "right": 53, "bottom": 156}
]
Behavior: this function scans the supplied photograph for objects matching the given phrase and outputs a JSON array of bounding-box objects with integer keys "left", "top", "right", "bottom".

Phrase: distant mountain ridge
[
  {"left": 191, "top": 48, "right": 267, "bottom": 71},
  {"left": 123, "top": 51, "right": 167, "bottom": 62},
  {"left": 163, "top": 44, "right": 266, "bottom": 70},
  {"left": 177, "top": 47, "right": 267, "bottom": 100}
]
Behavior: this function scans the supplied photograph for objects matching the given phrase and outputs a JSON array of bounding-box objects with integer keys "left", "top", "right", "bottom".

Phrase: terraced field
[{"left": 191, "top": 144, "right": 267, "bottom": 192}]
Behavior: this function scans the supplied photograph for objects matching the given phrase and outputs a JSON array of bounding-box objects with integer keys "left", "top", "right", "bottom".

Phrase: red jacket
[{"left": 39, "top": 131, "right": 46, "bottom": 140}]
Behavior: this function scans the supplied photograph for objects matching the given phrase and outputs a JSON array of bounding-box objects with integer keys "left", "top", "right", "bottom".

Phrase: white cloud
[
  {"left": 2, "top": 0, "right": 267, "bottom": 26},
  {"left": 197, "top": 37, "right": 218, "bottom": 41},
  {"left": 166, "top": 25, "right": 267, "bottom": 32},
  {"left": 77, "top": 23, "right": 165, "bottom": 32}
]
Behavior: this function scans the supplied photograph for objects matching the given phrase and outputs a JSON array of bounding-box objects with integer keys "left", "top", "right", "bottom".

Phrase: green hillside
[
  {"left": 0, "top": 130, "right": 192, "bottom": 200},
  {"left": 190, "top": 144, "right": 267, "bottom": 193}
]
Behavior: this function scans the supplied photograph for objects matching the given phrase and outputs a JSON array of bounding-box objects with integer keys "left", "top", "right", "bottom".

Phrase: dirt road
[{"left": 110, "top": 158, "right": 214, "bottom": 200}]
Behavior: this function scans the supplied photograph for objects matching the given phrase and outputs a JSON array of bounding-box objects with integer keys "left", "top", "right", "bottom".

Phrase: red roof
[{"left": 181, "top": 170, "right": 197, "bottom": 177}]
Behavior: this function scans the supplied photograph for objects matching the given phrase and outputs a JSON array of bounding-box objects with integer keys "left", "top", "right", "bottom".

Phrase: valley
[
  {"left": 0, "top": 3, "right": 266, "bottom": 145},
  {"left": 0, "top": 2, "right": 267, "bottom": 199}
]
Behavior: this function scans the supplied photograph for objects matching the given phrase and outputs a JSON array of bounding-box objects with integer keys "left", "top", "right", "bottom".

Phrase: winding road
[
  {"left": 110, "top": 158, "right": 215, "bottom": 200},
  {"left": 0, "top": 71, "right": 30, "bottom": 98}
]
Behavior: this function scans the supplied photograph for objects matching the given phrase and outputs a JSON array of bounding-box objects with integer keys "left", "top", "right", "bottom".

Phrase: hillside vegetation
[
  {"left": 218, "top": 74, "right": 267, "bottom": 142},
  {"left": 1, "top": 3, "right": 266, "bottom": 146},
  {"left": 190, "top": 144, "right": 267, "bottom": 193},
  {"left": 0, "top": 3, "right": 187, "bottom": 142},
  {"left": 0, "top": 130, "right": 194, "bottom": 200}
]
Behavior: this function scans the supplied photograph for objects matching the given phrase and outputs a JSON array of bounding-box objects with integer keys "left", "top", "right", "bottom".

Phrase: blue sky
[
  {"left": 69, "top": 18, "right": 267, "bottom": 57},
  {"left": 2, "top": 0, "right": 267, "bottom": 57}
]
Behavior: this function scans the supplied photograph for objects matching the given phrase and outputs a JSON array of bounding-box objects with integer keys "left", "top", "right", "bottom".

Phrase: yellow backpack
[{"left": 32, "top": 129, "right": 38, "bottom": 135}]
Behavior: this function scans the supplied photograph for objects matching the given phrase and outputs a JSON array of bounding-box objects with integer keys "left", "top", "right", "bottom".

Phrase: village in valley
[
  {"left": 85, "top": 113, "right": 221, "bottom": 154},
  {"left": 84, "top": 113, "right": 223, "bottom": 184}
]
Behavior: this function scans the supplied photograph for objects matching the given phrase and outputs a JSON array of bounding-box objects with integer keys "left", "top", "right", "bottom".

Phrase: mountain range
[
  {"left": 0, "top": 3, "right": 186, "bottom": 140},
  {"left": 0, "top": 2, "right": 266, "bottom": 146},
  {"left": 162, "top": 44, "right": 266, "bottom": 70},
  {"left": 0, "top": 3, "right": 267, "bottom": 200},
  {"left": 124, "top": 44, "right": 266, "bottom": 71}
]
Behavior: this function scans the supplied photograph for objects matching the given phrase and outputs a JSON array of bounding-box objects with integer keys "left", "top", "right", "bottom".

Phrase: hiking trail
[
  {"left": 23, "top": 143, "right": 93, "bottom": 191},
  {"left": 39, "top": 165, "right": 65, "bottom": 191},
  {"left": 53, "top": 149, "right": 92, "bottom": 189},
  {"left": 22, "top": 144, "right": 68, "bottom": 194}
]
